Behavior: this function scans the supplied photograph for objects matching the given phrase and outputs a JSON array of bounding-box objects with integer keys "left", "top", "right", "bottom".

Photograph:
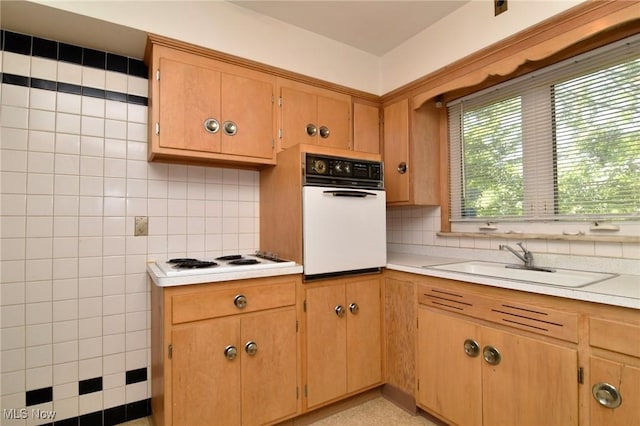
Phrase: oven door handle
[{"left": 322, "top": 190, "right": 378, "bottom": 198}]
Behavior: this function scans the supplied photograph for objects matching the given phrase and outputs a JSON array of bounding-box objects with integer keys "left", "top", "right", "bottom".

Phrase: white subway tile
[
  {"left": 25, "top": 238, "right": 53, "bottom": 260},
  {"left": 1, "top": 370, "right": 26, "bottom": 395},
  {"left": 53, "top": 195, "right": 79, "bottom": 216},
  {"left": 56, "top": 112, "right": 81, "bottom": 135},
  {"left": 57, "top": 62, "right": 82, "bottom": 85},
  {"left": 1, "top": 282, "right": 25, "bottom": 306},
  {"left": 102, "top": 333, "right": 125, "bottom": 355},
  {"left": 81, "top": 96, "right": 105, "bottom": 118},
  {"left": 106, "top": 71, "right": 128, "bottom": 94},
  {"left": 1, "top": 348, "right": 25, "bottom": 373},
  {"left": 26, "top": 365, "right": 53, "bottom": 392},
  {"left": 27, "top": 151, "right": 54, "bottom": 173},
  {"left": 29, "top": 88, "right": 56, "bottom": 111},
  {"left": 54, "top": 133, "right": 80, "bottom": 155},
  {"left": 82, "top": 67, "right": 106, "bottom": 90},
  {"left": 80, "top": 116, "right": 104, "bottom": 137},
  {"left": 25, "top": 259, "right": 52, "bottom": 282},
  {"left": 52, "top": 278, "right": 78, "bottom": 301},
  {"left": 3, "top": 52, "right": 30, "bottom": 75},
  {"left": 2, "top": 84, "right": 30, "bottom": 108},
  {"left": 105, "top": 100, "right": 127, "bottom": 121},
  {"left": 53, "top": 360, "right": 78, "bottom": 386},
  {"left": 104, "top": 177, "right": 126, "bottom": 197},
  {"left": 2, "top": 127, "right": 28, "bottom": 150},
  {"left": 26, "top": 194, "right": 53, "bottom": 215},
  {"left": 1, "top": 105, "right": 29, "bottom": 129},
  {"left": 52, "top": 320, "right": 78, "bottom": 344},
  {"left": 54, "top": 153, "right": 80, "bottom": 175},
  {"left": 80, "top": 157, "right": 104, "bottom": 177},
  {"left": 53, "top": 340, "right": 78, "bottom": 365},
  {"left": 26, "top": 323, "right": 52, "bottom": 347},
  {"left": 57, "top": 92, "right": 81, "bottom": 115},
  {"left": 27, "top": 173, "right": 54, "bottom": 195},
  {"left": 102, "top": 256, "right": 125, "bottom": 276},
  {"left": 52, "top": 299, "right": 77, "bottom": 323},
  {"left": 79, "top": 391, "right": 103, "bottom": 416},
  {"left": 29, "top": 109, "right": 56, "bottom": 132},
  {"left": 25, "top": 344, "right": 52, "bottom": 368},
  {"left": 105, "top": 119, "right": 127, "bottom": 140},
  {"left": 103, "top": 314, "right": 125, "bottom": 336},
  {"left": 79, "top": 337, "right": 102, "bottom": 360},
  {"left": 127, "top": 76, "right": 147, "bottom": 97},
  {"left": 1, "top": 260, "right": 26, "bottom": 284}
]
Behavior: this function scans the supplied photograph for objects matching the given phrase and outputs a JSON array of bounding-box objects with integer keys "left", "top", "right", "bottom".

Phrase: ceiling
[
  {"left": 2, "top": 0, "right": 469, "bottom": 59},
  {"left": 229, "top": 1, "right": 470, "bottom": 56}
]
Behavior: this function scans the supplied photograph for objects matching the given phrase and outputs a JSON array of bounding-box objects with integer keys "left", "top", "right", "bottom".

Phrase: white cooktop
[{"left": 154, "top": 254, "right": 297, "bottom": 277}]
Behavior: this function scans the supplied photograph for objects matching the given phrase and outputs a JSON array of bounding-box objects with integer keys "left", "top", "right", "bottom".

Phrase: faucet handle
[{"left": 516, "top": 242, "right": 529, "bottom": 253}]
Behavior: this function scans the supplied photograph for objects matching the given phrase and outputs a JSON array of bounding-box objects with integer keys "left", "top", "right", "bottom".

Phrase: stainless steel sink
[{"left": 424, "top": 261, "right": 617, "bottom": 288}]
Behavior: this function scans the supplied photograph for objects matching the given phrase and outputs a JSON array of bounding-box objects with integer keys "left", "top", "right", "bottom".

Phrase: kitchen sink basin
[{"left": 424, "top": 261, "right": 617, "bottom": 288}]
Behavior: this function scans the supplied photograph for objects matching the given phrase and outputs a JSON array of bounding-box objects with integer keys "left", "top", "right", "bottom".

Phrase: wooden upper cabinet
[
  {"left": 353, "top": 102, "right": 381, "bottom": 154},
  {"left": 383, "top": 99, "right": 410, "bottom": 203},
  {"left": 148, "top": 44, "right": 276, "bottom": 166},
  {"left": 278, "top": 79, "right": 351, "bottom": 151},
  {"left": 383, "top": 97, "right": 441, "bottom": 206}
]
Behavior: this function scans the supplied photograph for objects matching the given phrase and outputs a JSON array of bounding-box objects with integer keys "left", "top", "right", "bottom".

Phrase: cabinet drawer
[
  {"left": 418, "top": 284, "right": 578, "bottom": 342},
  {"left": 172, "top": 281, "right": 296, "bottom": 324},
  {"left": 590, "top": 317, "right": 640, "bottom": 357}
]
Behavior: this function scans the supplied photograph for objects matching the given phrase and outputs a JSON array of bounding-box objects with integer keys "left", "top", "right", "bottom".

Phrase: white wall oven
[{"left": 301, "top": 153, "right": 386, "bottom": 280}]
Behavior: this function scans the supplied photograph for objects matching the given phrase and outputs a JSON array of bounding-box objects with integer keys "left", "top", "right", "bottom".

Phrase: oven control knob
[
  {"left": 313, "top": 160, "right": 327, "bottom": 174},
  {"left": 344, "top": 163, "right": 351, "bottom": 174},
  {"left": 334, "top": 162, "right": 343, "bottom": 173}
]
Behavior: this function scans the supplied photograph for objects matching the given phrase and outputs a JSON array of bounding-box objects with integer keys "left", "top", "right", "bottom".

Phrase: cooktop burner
[
  {"left": 170, "top": 259, "right": 219, "bottom": 269},
  {"left": 227, "top": 258, "right": 261, "bottom": 265}
]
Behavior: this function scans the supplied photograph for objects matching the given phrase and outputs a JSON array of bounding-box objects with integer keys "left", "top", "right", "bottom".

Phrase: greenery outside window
[{"left": 447, "top": 35, "right": 640, "bottom": 237}]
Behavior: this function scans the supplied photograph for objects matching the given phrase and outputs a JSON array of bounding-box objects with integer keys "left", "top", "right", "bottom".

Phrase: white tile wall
[
  {"left": 387, "top": 206, "right": 640, "bottom": 264},
  {"left": 0, "top": 44, "right": 260, "bottom": 423}
]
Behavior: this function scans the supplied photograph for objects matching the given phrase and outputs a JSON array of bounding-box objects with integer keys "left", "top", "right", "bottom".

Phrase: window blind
[{"left": 448, "top": 34, "right": 640, "bottom": 224}]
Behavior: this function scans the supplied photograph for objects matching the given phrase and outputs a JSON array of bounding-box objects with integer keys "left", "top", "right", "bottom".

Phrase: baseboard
[{"left": 381, "top": 383, "right": 417, "bottom": 414}]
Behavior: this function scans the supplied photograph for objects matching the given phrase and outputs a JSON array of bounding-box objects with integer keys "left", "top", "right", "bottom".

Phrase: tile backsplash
[{"left": 0, "top": 30, "right": 259, "bottom": 425}]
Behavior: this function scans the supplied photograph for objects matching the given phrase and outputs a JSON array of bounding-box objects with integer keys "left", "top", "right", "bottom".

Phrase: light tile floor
[{"left": 120, "top": 397, "right": 438, "bottom": 426}]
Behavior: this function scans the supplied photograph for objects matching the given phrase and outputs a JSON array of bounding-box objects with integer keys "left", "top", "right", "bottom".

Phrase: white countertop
[
  {"left": 147, "top": 262, "right": 304, "bottom": 287},
  {"left": 386, "top": 252, "right": 640, "bottom": 309}
]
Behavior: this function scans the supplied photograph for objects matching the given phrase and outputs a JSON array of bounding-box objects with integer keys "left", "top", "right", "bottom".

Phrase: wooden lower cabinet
[
  {"left": 588, "top": 317, "right": 640, "bottom": 426},
  {"left": 417, "top": 307, "right": 579, "bottom": 426},
  {"left": 304, "top": 276, "right": 382, "bottom": 409},
  {"left": 151, "top": 276, "right": 300, "bottom": 426}
]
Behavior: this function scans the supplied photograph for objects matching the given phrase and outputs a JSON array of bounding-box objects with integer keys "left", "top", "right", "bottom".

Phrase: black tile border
[
  {"left": 78, "top": 377, "right": 103, "bottom": 395},
  {"left": 1, "top": 30, "right": 147, "bottom": 78},
  {"left": 44, "top": 399, "right": 151, "bottom": 426},
  {"left": 125, "top": 367, "right": 147, "bottom": 385},
  {"left": 26, "top": 386, "right": 53, "bottom": 406},
  {"left": 0, "top": 72, "right": 148, "bottom": 106}
]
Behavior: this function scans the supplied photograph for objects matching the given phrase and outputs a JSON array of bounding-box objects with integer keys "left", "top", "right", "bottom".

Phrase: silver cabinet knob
[
  {"left": 463, "top": 339, "right": 480, "bottom": 357},
  {"left": 306, "top": 124, "right": 317, "bottom": 137},
  {"left": 234, "top": 294, "right": 247, "bottom": 309},
  {"left": 319, "top": 126, "right": 330, "bottom": 138},
  {"left": 397, "top": 162, "right": 407, "bottom": 174},
  {"left": 224, "top": 345, "right": 238, "bottom": 360},
  {"left": 483, "top": 345, "right": 501, "bottom": 365},
  {"left": 223, "top": 121, "right": 237, "bottom": 136},
  {"left": 335, "top": 305, "right": 345, "bottom": 318},
  {"left": 245, "top": 341, "right": 258, "bottom": 356},
  {"left": 204, "top": 118, "right": 220, "bottom": 134},
  {"left": 349, "top": 303, "right": 359, "bottom": 314},
  {"left": 592, "top": 382, "right": 622, "bottom": 409}
]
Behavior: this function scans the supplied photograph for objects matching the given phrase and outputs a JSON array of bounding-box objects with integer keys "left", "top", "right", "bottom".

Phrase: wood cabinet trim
[{"left": 146, "top": 33, "right": 379, "bottom": 102}]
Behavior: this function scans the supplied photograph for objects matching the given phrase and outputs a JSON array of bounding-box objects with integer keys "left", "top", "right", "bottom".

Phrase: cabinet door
[
  {"left": 383, "top": 99, "right": 410, "bottom": 203},
  {"left": 159, "top": 57, "right": 221, "bottom": 153},
  {"left": 590, "top": 356, "right": 640, "bottom": 426},
  {"left": 481, "top": 326, "right": 578, "bottom": 426},
  {"left": 305, "top": 284, "right": 347, "bottom": 408},
  {"left": 346, "top": 277, "right": 382, "bottom": 393},
  {"left": 317, "top": 94, "right": 351, "bottom": 150},
  {"left": 417, "top": 308, "right": 482, "bottom": 426},
  {"left": 353, "top": 102, "right": 380, "bottom": 154},
  {"left": 280, "top": 86, "right": 317, "bottom": 150},
  {"left": 221, "top": 73, "right": 274, "bottom": 159},
  {"left": 171, "top": 317, "right": 241, "bottom": 426},
  {"left": 241, "top": 308, "right": 298, "bottom": 426}
]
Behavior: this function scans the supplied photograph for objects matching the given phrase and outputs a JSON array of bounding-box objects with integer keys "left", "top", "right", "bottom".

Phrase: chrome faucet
[{"left": 499, "top": 242, "right": 534, "bottom": 268}]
